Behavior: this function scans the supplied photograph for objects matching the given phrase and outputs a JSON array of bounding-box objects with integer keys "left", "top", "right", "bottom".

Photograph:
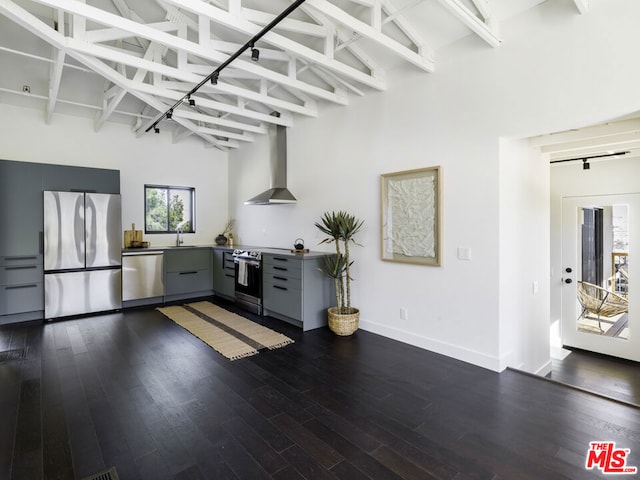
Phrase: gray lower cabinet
[
  {"left": 262, "top": 253, "right": 334, "bottom": 331},
  {"left": 164, "top": 248, "right": 213, "bottom": 300},
  {"left": 0, "top": 255, "right": 44, "bottom": 324},
  {"left": 213, "top": 248, "right": 235, "bottom": 300}
]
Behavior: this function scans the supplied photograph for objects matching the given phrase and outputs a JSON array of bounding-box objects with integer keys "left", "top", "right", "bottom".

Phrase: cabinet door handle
[
  {"left": 225, "top": 273, "right": 235, "bottom": 278},
  {"left": 273, "top": 257, "right": 288, "bottom": 262},
  {"left": 6, "top": 284, "right": 38, "bottom": 290},
  {"left": 273, "top": 285, "right": 288, "bottom": 291},
  {"left": 273, "top": 276, "right": 288, "bottom": 281},
  {"left": 5, "top": 265, "right": 38, "bottom": 270},
  {"left": 273, "top": 266, "right": 287, "bottom": 271},
  {"left": 179, "top": 271, "right": 198, "bottom": 275},
  {"left": 5, "top": 256, "right": 38, "bottom": 261}
]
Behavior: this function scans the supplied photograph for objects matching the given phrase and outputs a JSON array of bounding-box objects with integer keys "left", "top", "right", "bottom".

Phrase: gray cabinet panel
[
  {"left": 164, "top": 248, "right": 213, "bottom": 296},
  {"left": 165, "top": 248, "right": 212, "bottom": 273},
  {"left": 165, "top": 271, "right": 212, "bottom": 295},
  {"left": 0, "top": 160, "right": 43, "bottom": 257},
  {"left": 213, "top": 248, "right": 235, "bottom": 298},
  {"left": 262, "top": 254, "right": 334, "bottom": 331},
  {"left": 263, "top": 278, "right": 302, "bottom": 321},
  {"left": 0, "top": 283, "right": 43, "bottom": 315},
  {"left": 41, "top": 164, "right": 120, "bottom": 194},
  {"left": 0, "top": 264, "right": 43, "bottom": 285},
  {"left": 264, "top": 255, "right": 302, "bottom": 279}
]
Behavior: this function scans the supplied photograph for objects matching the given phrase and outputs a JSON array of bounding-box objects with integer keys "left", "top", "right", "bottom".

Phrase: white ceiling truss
[{"left": 0, "top": 0, "right": 586, "bottom": 150}]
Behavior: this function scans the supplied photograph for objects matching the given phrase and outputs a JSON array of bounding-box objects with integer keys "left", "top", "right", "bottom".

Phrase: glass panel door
[{"left": 561, "top": 194, "right": 639, "bottom": 361}]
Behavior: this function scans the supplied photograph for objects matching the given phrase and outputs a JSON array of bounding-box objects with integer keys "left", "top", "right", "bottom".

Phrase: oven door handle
[{"left": 234, "top": 259, "right": 260, "bottom": 267}]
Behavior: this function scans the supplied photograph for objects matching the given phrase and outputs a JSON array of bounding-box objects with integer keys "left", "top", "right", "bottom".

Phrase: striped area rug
[{"left": 156, "top": 301, "right": 294, "bottom": 360}]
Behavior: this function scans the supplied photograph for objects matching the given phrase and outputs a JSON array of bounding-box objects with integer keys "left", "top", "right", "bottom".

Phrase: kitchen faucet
[{"left": 175, "top": 220, "right": 188, "bottom": 247}]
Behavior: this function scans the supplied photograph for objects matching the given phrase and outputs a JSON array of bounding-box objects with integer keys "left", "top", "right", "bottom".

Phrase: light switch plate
[{"left": 457, "top": 247, "right": 471, "bottom": 261}]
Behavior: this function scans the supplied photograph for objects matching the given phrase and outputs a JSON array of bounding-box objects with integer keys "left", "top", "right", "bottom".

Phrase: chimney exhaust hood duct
[{"left": 245, "top": 125, "right": 297, "bottom": 205}]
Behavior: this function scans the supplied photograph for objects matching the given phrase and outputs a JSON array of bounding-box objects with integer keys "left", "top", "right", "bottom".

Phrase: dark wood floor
[
  {"left": 2, "top": 297, "right": 640, "bottom": 480},
  {"left": 547, "top": 347, "right": 640, "bottom": 407}
]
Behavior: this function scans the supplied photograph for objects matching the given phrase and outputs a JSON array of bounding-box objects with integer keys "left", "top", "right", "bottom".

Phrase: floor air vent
[
  {"left": 81, "top": 467, "right": 119, "bottom": 480},
  {"left": 0, "top": 348, "right": 28, "bottom": 363}
]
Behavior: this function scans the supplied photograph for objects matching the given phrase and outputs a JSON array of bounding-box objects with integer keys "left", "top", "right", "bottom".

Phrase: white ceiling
[{"left": 0, "top": 0, "right": 591, "bottom": 151}]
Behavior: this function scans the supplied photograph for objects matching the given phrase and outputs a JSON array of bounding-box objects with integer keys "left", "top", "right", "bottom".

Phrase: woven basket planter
[{"left": 328, "top": 307, "right": 359, "bottom": 336}]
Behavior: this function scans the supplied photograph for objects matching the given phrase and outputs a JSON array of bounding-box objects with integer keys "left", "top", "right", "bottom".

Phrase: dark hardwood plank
[
  {"left": 2, "top": 297, "right": 640, "bottom": 480},
  {"left": 547, "top": 348, "right": 640, "bottom": 406}
]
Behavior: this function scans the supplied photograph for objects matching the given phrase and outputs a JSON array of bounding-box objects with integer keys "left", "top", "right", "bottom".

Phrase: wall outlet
[{"left": 400, "top": 307, "right": 408, "bottom": 320}]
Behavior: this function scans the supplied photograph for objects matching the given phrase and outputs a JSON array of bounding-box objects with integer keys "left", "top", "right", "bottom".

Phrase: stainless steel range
[{"left": 233, "top": 249, "right": 263, "bottom": 315}]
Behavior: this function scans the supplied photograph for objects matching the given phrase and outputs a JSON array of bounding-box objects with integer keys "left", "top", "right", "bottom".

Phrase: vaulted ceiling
[{"left": 0, "top": 0, "right": 587, "bottom": 151}]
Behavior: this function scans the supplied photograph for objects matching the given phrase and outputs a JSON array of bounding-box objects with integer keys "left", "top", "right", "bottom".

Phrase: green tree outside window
[{"left": 145, "top": 185, "right": 195, "bottom": 233}]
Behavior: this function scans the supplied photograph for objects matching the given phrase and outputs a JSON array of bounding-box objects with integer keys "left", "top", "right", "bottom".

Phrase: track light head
[
  {"left": 188, "top": 95, "right": 196, "bottom": 107},
  {"left": 583, "top": 160, "right": 590, "bottom": 170},
  {"left": 251, "top": 48, "right": 259, "bottom": 62},
  {"left": 154, "top": 127, "right": 160, "bottom": 134},
  {"left": 211, "top": 72, "right": 219, "bottom": 85},
  {"left": 166, "top": 109, "right": 173, "bottom": 119}
]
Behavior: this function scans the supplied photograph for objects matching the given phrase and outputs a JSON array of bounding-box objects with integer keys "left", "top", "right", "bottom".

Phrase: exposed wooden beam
[
  {"left": 66, "top": 39, "right": 320, "bottom": 120},
  {"left": 0, "top": 0, "right": 237, "bottom": 149},
  {"left": 45, "top": 48, "right": 65, "bottom": 124},
  {"left": 162, "top": 0, "right": 386, "bottom": 89},
  {"left": 573, "top": 0, "right": 589, "bottom": 14},
  {"left": 31, "top": 0, "right": 351, "bottom": 105},
  {"left": 304, "top": 0, "right": 434, "bottom": 72},
  {"left": 435, "top": 0, "right": 501, "bottom": 47}
]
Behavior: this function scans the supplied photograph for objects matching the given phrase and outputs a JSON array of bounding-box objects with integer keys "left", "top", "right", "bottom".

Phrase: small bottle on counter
[{"left": 227, "top": 233, "right": 234, "bottom": 246}]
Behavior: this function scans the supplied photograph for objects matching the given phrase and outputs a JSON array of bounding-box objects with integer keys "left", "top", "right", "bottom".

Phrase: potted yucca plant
[{"left": 315, "top": 210, "right": 364, "bottom": 335}]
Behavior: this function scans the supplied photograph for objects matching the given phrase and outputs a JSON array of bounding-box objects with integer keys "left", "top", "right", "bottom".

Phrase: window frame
[{"left": 144, "top": 184, "right": 196, "bottom": 234}]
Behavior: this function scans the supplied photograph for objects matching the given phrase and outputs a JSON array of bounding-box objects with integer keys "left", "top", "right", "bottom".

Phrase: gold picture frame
[{"left": 380, "top": 166, "right": 441, "bottom": 266}]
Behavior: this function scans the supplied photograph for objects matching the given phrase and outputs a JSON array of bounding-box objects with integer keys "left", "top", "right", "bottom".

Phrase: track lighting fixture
[
  {"left": 549, "top": 150, "right": 630, "bottom": 170},
  {"left": 145, "top": 0, "right": 306, "bottom": 134}
]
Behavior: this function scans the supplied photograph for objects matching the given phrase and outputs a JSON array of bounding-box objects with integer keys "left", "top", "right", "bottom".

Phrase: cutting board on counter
[{"left": 124, "top": 224, "right": 143, "bottom": 248}]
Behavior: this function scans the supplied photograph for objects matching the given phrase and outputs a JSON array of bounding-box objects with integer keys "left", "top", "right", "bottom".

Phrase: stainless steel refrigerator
[{"left": 44, "top": 190, "right": 122, "bottom": 319}]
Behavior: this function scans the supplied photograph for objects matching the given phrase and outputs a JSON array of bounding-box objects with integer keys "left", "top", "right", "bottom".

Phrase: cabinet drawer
[
  {"left": 165, "top": 270, "right": 213, "bottom": 295},
  {"left": 264, "top": 261, "right": 302, "bottom": 280},
  {"left": 265, "top": 272, "right": 300, "bottom": 289},
  {"left": 263, "top": 278, "right": 302, "bottom": 320},
  {"left": 0, "top": 283, "right": 43, "bottom": 315},
  {"left": 0, "top": 264, "right": 43, "bottom": 285},
  {"left": 0, "top": 254, "right": 43, "bottom": 267},
  {"left": 165, "top": 248, "right": 212, "bottom": 273}
]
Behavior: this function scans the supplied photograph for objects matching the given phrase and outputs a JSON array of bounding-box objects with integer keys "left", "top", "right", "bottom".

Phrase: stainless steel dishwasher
[{"left": 122, "top": 250, "right": 164, "bottom": 302}]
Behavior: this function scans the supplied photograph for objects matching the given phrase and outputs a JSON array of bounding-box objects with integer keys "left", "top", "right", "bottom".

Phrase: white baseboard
[
  {"left": 535, "top": 359, "right": 552, "bottom": 377},
  {"left": 358, "top": 319, "right": 505, "bottom": 372}
]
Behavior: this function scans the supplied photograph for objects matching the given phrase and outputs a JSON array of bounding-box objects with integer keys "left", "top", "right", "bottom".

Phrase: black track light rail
[
  {"left": 549, "top": 150, "right": 631, "bottom": 164},
  {"left": 146, "top": 0, "right": 307, "bottom": 134}
]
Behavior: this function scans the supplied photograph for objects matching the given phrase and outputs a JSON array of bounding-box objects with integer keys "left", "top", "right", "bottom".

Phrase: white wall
[
  {"left": 499, "top": 138, "right": 550, "bottom": 374},
  {"left": 0, "top": 104, "right": 229, "bottom": 247},
  {"left": 229, "top": 0, "right": 640, "bottom": 372}
]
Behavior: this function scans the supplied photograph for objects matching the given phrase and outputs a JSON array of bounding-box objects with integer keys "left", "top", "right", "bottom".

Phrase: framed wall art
[{"left": 380, "top": 166, "right": 441, "bottom": 266}]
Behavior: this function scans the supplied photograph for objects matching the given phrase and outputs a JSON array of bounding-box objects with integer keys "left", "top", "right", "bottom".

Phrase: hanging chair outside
[{"left": 576, "top": 281, "right": 629, "bottom": 333}]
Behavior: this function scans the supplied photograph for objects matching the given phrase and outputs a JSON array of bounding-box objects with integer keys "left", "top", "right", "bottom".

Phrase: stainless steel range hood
[{"left": 245, "top": 125, "right": 297, "bottom": 205}]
